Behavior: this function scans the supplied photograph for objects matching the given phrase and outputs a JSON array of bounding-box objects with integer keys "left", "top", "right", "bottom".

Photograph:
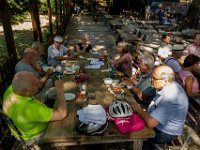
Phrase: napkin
[
  {"left": 79, "top": 56, "right": 85, "bottom": 59},
  {"left": 90, "top": 58, "right": 104, "bottom": 65},
  {"left": 84, "top": 64, "right": 101, "bottom": 69}
]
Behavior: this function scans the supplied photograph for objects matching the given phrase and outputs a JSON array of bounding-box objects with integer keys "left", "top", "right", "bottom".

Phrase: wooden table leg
[
  {"left": 132, "top": 140, "right": 143, "bottom": 150},
  {"left": 136, "top": 41, "right": 140, "bottom": 55}
]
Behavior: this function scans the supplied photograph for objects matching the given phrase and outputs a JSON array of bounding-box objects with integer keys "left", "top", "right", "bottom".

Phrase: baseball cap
[{"left": 54, "top": 35, "right": 63, "bottom": 43}]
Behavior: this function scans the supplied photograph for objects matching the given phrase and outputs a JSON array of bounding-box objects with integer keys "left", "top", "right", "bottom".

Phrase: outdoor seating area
[{"left": 1, "top": 1, "right": 200, "bottom": 150}]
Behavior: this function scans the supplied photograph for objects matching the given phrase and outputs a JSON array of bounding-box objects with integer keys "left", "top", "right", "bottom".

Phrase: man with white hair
[
  {"left": 130, "top": 65, "right": 188, "bottom": 150},
  {"left": 122, "top": 52, "right": 156, "bottom": 108},
  {"left": 48, "top": 35, "right": 69, "bottom": 66},
  {"left": 3, "top": 71, "right": 67, "bottom": 146}
]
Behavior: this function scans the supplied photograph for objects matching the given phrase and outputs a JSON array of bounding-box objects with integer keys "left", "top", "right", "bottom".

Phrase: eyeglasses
[{"left": 151, "top": 75, "right": 163, "bottom": 81}]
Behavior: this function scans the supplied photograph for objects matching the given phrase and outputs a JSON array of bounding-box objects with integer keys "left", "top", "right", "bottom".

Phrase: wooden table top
[
  {"left": 97, "top": 9, "right": 109, "bottom": 15},
  {"left": 104, "top": 15, "right": 114, "bottom": 20},
  {"left": 117, "top": 29, "right": 142, "bottom": 42},
  {"left": 44, "top": 54, "right": 155, "bottom": 145},
  {"left": 108, "top": 19, "right": 123, "bottom": 27}
]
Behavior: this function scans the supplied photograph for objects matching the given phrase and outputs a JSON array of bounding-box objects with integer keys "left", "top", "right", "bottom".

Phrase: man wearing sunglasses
[{"left": 130, "top": 65, "right": 188, "bottom": 150}]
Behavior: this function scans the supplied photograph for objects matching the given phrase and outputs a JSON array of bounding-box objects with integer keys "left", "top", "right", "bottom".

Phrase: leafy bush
[
  {"left": 39, "top": 1, "right": 48, "bottom": 15},
  {"left": 11, "top": 12, "right": 28, "bottom": 24}
]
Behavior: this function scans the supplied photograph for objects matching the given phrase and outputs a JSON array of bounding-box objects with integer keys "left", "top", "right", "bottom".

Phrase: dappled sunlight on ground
[{"left": 93, "top": 45, "right": 106, "bottom": 51}]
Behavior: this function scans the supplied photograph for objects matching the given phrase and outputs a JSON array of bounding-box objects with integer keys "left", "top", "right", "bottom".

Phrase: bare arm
[
  {"left": 111, "top": 54, "right": 128, "bottom": 65},
  {"left": 32, "top": 63, "right": 43, "bottom": 75},
  {"left": 130, "top": 102, "right": 159, "bottom": 128},
  {"left": 121, "top": 76, "right": 138, "bottom": 86},
  {"left": 39, "top": 68, "right": 53, "bottom": 88},
  {"left": 131, "top": 86, "right": 152, "bottom": 101},
  {"left": 50, "top": 80, "right": 67, "bottom": 121},
  {"left": 185, "top": 76, "right": 200, "bottom": 97}
]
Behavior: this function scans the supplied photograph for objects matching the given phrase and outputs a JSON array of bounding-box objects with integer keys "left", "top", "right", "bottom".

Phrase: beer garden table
[
  {"left": 107, "top": 19, "right": 123, "bottom": 33},
  {"left": 44, "top": 53, "right": 155, "bottom": 150}
]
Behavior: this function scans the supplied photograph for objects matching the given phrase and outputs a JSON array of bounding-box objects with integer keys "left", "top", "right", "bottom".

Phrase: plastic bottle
[{"left": 110, "top": 65, "right": 115, "bottom": 79}]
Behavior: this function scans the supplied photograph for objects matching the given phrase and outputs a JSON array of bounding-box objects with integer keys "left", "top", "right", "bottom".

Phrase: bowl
[
  {"left": 114, "top": 71, "right": 124, "bottom": 78},
  {"left": 104, "top": 78, "right": 113, "bottom": 85}
]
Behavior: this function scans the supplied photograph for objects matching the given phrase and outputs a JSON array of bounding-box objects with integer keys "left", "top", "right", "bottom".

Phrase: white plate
[
  {"left": 42, "top": 66, "right": 53, "bottom": 72},
  {"left": 63, "top": 69, "right": 75, "bottom": 75},
  {"left": 64, "top": 93, "right": 75, "bottom": 101}
]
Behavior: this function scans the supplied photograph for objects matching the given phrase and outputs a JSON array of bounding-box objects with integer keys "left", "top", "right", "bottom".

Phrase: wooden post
[
  {"left": 59, "top": 0, "right": 63, "bottom": 24},
  {"left": 0, "top": 0, "right": 17, "bottom": 64},
  {"left": 47, "top": 0, "right": 53, "bottom": 37},
  {"left": 29, "top": 0, "right": 43, "bottom": 42},
  {"left": 55, "top": 0, "right": 58, "bottom": 28}
]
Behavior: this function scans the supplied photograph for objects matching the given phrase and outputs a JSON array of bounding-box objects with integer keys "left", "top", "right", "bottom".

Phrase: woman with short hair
[
  {"left": 110, "top": 42, "right": 132, "bottom": 77},
  {"left": 178, "top": 54, "right": 200, "bottom": 103}
]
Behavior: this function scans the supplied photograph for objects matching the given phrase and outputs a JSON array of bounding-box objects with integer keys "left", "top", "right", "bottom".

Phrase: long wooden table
[{"left": 44, "top": 55, "right": 155, "bottom": 149}]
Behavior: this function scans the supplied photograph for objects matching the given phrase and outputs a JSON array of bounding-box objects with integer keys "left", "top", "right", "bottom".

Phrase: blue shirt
[
  {"left": 148, "top": 82, "right": 188, "bottom": 135},
  {"left": 47, "top": 44, "right": 67, "bottom": 66},
  {"left": 15, "top": 61, "right": 40, "bottom": 79}
]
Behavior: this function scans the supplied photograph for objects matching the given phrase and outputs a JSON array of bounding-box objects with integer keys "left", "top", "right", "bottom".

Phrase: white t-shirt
[{"left": 158, "top": 46, "right": 172, "bottom": 59}]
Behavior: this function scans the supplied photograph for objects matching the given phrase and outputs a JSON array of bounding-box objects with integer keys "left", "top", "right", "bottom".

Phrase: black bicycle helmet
[{"left": 75, "top": 121, "right": 108, "bottom": 135}]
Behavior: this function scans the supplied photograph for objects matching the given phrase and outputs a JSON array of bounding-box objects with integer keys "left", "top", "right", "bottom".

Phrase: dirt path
[{"left": 0, "top": 15, "right": 53, "bottom": 33}]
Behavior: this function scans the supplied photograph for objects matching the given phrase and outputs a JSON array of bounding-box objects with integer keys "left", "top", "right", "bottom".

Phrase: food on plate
[{"left": 110, "top": 87, "right": 122, "bottom": 94}]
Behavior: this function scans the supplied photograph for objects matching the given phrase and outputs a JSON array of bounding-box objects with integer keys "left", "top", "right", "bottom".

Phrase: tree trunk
[
  {"left": 55, "top": 0, "right": 58, "bottom": 28},
  {"left": 62, "top": 0, "right": 66, "bottom": 19},
  {"left": 0, "top": 0, "right": 17, "bottom": 63},
  {"left": 59, "top": 0, "right": 63, "bottom": 24},
  {"left": 183, "top": 0, "right": 200, "bottom": 28},
  {"left": 47, "top": 0, "right": 53, "bottom": 37},
  {"left": 29, "top": 0, "right": 43, "bottom": 42}
]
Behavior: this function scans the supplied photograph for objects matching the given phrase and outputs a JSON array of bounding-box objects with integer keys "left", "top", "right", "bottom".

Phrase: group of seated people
[{"left": 2, "top": 31, "right": 200, "bottom": 150}]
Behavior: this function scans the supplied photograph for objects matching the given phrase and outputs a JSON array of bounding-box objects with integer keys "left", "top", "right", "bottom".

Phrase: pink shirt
[
  {"left": 115, "top": 53, "right": 133, "bottom": 77},
  {"left": 178, "top": 70, "right": 199, "bottom": 93},
  {"left": 184, "top": 43, "right": 200, "bottom": 55}
]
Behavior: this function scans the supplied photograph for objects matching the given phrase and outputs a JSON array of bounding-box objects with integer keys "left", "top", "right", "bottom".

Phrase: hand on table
[
  {"left": 121, "top": 78, "right": 132, "bottom": 86},
  {"left": 46, "top": 68, "right": 54, "bottom": 75}
]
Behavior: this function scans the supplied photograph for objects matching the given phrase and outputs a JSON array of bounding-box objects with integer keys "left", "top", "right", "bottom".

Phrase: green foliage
[
  {"left": 108, "top": 0, "right": 113, "bottom": 7},
  {"left": 39, "top": 0, "right": 48, "bottom": 15},
  {"left": 11, "top": 12, "right": 28, "bottom": 24},
  {"left": 8, "top": 0, "right": 29, "bottom": 15},
  {"left": 0, "top": 37, "right": 6, "bottom": 47}
]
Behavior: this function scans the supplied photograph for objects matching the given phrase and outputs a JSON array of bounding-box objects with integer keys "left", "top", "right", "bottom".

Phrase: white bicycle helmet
[
  {"left": 109, "top": 100, "right": 133, "bottom": 118},
  {"left": 75, "top": 121, "right": 108, "bottom": 135}
]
